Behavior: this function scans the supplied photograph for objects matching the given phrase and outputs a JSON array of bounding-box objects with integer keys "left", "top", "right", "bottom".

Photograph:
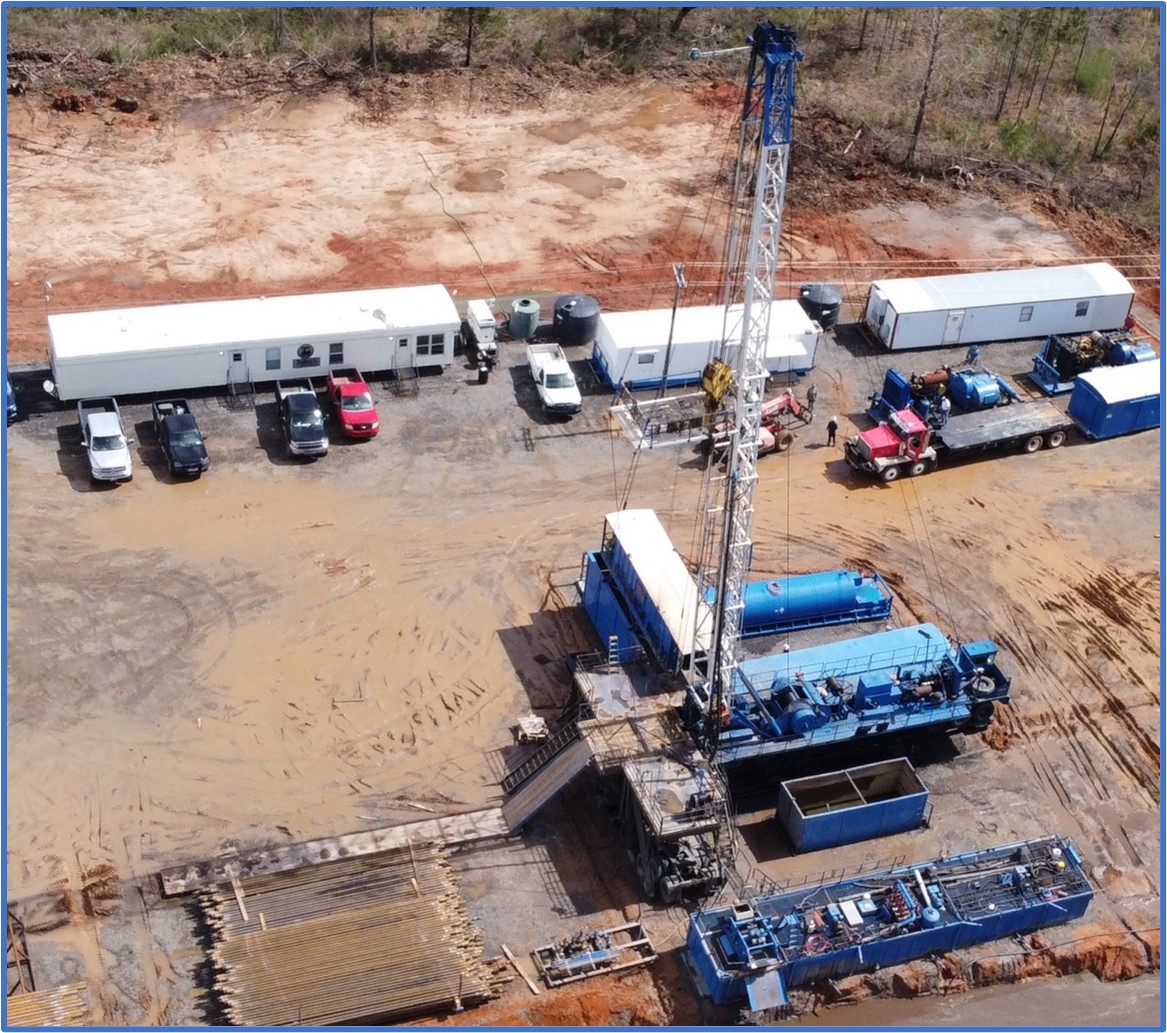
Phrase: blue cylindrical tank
[
  {"left": 949, "top": 370, "right": 1001, "bottom": 410},
  {"left": 921, "top": 906, "right": 942, "bottom": 928},
  {"left": 742, "top": 571, "right": 864, "bottom": 631}
]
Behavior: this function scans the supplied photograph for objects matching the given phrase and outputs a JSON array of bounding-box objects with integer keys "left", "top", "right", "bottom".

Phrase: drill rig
[{"left": 688, "top": 23, "right": 803, "bottom": 752}]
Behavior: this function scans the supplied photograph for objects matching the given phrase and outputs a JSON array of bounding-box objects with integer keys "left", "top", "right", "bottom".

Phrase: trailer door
[
  {"left": 227, "top": 350, "right": 248, "bottom": 387},
  {"left": 942, "top": 309, "right": 965, "bottom": 344}
]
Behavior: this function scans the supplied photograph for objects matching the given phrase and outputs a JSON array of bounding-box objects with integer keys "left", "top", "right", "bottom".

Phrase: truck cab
[
  {"left": 277, "top": 381, "right": 328, "bottom": 458},
  {"left": 78, "top": 398, "right": 134, "bottom": 482},
  {"left": 527, "top": 343, "right": 582, "bottom": 415},
  {"left": 326, "top": 368, "right": 379, "bottom": 439},
  {"left": 845, "top": 408, "right": 935, "bottom": 482},
  {"left": 153, "top": 399, "right": 210, "bottom": 476},
  {"left": 6, "top": 372, "right": 17, "bottom": 425}
]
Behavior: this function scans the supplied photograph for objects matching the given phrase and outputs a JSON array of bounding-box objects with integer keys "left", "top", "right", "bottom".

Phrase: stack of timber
[
  {"left": 200, "top": 844, "right": 502, "bottom": 1025},
  {"left": 6, "top": 983, "right": 92, "bottom": 1025}
]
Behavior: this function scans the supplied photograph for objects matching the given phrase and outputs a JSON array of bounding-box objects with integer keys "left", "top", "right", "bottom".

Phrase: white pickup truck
[
  {"left": 78, "top": 397, "right": 134, "bottom": 482},
  {"left": 526, "top": 343, "right": 582, "bottom": 415}
]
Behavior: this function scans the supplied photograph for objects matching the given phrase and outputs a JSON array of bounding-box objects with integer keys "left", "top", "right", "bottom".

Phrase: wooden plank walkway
[{"left": 159, "top": 808, "right": 508, "bottom": 896}]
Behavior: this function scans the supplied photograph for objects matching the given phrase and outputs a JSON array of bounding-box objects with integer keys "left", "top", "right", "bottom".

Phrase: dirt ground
[{"left": 4, "top": 70, "right": 1161, "bottom": 1025}]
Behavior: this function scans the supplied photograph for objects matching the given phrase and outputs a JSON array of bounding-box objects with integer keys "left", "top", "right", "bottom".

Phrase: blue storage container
[
  {"left": 1068, "top": 357, "right": 1160, "bottom": 439},
  {"left": 776, "top": 758, "right": 928, "bottom": 853}
]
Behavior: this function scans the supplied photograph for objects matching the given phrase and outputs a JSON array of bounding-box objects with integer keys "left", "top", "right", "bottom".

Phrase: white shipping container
[
  {"left": 47, "top": 284, "right": 460, "bottom": 401},
  {"left": 863, "top": 262, "right": 1134, "bottom": 351},
  {"left": 592, "top": 299, "right": 820, "bottom": 389}
]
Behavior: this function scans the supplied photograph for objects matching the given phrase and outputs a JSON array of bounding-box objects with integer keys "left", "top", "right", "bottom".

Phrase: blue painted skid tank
[
  {"left": 687, "top": 836, "right": 1092, "bottom": 1010},
  {"left": 732, "top": 569, "right": 894, "bottom": 636}
]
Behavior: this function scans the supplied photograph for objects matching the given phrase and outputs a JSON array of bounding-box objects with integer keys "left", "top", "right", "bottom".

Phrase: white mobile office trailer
[
  {"left": 46, "top": 284, "right": 460, "bottom": 401},
  {"left": 862, "top": 262, "right": 1134, "bottom": 351},
  {"left": 592, "top": 299, "right": 820, "bottom": 389}
]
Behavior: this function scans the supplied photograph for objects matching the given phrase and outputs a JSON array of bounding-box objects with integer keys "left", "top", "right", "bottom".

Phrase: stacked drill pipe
[
  {"left": 199, "top": 844, "right": 502, "bottom": 1025},
  {"left": 5, "top": 982, "right": 92, "bottom": 1025}
]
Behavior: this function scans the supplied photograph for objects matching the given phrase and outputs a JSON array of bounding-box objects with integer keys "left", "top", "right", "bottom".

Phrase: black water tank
[
  {"left": 798, "top": 283, "right": 842, "bottom": 330},
  {"left": 553, "top": 294, "right": 601, "bottom": 347}
]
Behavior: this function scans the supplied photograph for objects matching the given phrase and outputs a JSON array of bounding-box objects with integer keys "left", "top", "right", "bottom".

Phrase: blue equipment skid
[{"left": 686, "top": 836, "right": 1092, "bottom": 1011}]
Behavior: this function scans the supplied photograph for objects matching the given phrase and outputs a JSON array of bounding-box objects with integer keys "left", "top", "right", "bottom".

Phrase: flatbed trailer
[{"left": 932, "top": 399, "right": 1071, "bottom": 454}]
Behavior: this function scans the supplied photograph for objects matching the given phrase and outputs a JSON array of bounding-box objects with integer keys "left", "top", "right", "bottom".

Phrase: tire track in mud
[
  {"left": 778, "top": 512, "right": 1160, "bottom": 817},
  {"left": 992, "top": 559, "right": 1159, "bottom": 809}
]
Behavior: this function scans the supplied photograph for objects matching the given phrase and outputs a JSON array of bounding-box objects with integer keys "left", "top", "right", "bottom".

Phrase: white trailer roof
[
  {"left": 606, "top": 509, "right": 712, "bottom": 658},
  {"left": 600, "top": 299, "right": 814, "bottom": 360},
  {"left": 48, "top": 284, "right": 459, "bottom": 360},
  {"left": 1077, "top": 357, "right": 1161, "bottom": 403},
  {"left": 872, "top": 263, "right": 1133, "bottom": 314}
]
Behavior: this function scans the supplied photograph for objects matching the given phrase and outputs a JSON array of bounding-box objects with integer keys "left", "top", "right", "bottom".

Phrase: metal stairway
[
  {"left": 500, "top": 724, "right": 592, "bottom": 834},
  {"left": 501, "top": 722, "right": 581, "bottom": 795}
]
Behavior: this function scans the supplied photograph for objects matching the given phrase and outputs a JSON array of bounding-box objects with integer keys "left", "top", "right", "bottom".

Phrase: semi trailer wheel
[
  {"left": 1023, "top": 434, "right": 1044, "bottom": 453},
  {"left": 1046, "top": 429, "right": 1067, "bottom": 448}
]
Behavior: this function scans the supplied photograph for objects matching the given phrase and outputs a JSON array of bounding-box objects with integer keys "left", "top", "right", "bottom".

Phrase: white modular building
[
  {"left": 862, "top": 262, "right": 1134, "bottom": 351},
  {"left": 591, "top": 299, "right": 821, "bottom": 390},
  {"left": 46, "top": 284, "right": 460, "bottom": 401}
]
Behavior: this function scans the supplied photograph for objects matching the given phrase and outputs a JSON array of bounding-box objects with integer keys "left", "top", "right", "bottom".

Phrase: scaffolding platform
[{"left": 622, "top": 750, "right": 725, "bottom": 841}]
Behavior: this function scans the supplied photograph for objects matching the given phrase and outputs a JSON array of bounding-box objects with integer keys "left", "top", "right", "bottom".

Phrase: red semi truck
[
  {"left": 844, "top": 401, "right": 1072, "bottom": 482},
  {"left": 326, "top": 368, "right": 380, "bottom": 439}
]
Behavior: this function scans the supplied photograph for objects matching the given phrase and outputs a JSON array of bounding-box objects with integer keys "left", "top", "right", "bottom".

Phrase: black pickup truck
[{"left": 152, "top": 399, "right": 210, "bottom": 477}]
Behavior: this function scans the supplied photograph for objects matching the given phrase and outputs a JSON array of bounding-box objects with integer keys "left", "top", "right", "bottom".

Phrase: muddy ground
[{"left": 4, "top": 66, "right": 1161, "bottom": 1026}]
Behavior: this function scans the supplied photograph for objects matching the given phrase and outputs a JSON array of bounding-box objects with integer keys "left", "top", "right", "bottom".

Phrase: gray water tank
[
  {"left": 509, "top": 298, "right": 540, "bottom": 341},
  {"left": 553, "top": 294, "right": 601, "bottom": 347},
  {"left": 799, "top": 283, "right": 842, "bottom": 330}
]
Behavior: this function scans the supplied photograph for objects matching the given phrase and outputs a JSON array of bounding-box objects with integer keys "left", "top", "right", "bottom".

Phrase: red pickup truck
[{"left": 326, "top": 368, "right": 380, "bottom": 439}]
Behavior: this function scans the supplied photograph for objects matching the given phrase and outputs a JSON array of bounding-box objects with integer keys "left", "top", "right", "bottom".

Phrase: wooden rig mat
[{"left": 199, "top": 843, "right": 502, "bottom": 1025}]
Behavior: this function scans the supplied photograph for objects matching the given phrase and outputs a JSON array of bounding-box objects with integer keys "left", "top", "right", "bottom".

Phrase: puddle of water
[
  {"left": 455, "top": 168, "right": 506, "bottom": 193},
  {"left": 542, "top": 168, "right": 626, "bottom": 200},
  {"left": 533, "top": 118, "right": 589, "bottom": 144},
  {"left": 623, "top": 87, "right": 672, "bottom": 130}
]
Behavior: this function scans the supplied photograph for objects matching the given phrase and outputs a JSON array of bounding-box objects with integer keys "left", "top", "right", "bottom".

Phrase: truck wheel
[
  {"left": 908, "top": 461, "right": 928, "bottom": 477},
  {"left": 880, "top": 465, "right": 901, "bottom": 483},
  {"left": 1046, "top": 429, "right": 1067, "bottom": 449},
  {"left": 1023, "top": 434, "right": 1044, "bottom": 454}
]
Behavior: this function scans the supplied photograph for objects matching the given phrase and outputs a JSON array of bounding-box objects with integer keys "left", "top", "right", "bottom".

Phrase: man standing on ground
[
  {"left": 806, "top": 383, "right": 817, "bottom": 410},
  {"left": 827, "top": 415, "right": 839, "bottom": 447}
]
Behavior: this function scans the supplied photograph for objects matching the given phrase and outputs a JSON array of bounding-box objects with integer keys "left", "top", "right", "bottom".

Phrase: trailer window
[
  {"left": 1075, "top": 301, "right": 1089, "bottom": 318},
  {"left": 265, "top": 347, "right": 281, "bottom": 371},
  {"left": 1019, "top": 306, "right": 1033, "bottom": 323},
  {"left": 398, "top": 337, "right": 409, "bottom": 348},
  {"left": 430, "top": 333, "right": 445, "bottom": 355},
  {"left": 636, "top": 352, "right": 656, "bottom": 365},
  {"left": 417, "top": 334, "right": 431, "bottom": 356},
  {"left": 329, "top": 342, "right": 344, "bottom": 364}
]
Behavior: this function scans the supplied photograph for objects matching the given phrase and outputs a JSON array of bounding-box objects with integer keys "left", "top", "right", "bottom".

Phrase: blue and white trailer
[
  {"left": 1067, "top": 357, "right": 1161, "bottom": 440},
  {"left": 686, "top": 835, "right": 1092, "bottom": 1012},
  {"left": 591, "top": 300, "right": 820, "bottom": 390},
  {"left": 578, "top": 509, "right": 713, "bottom": 675}
]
